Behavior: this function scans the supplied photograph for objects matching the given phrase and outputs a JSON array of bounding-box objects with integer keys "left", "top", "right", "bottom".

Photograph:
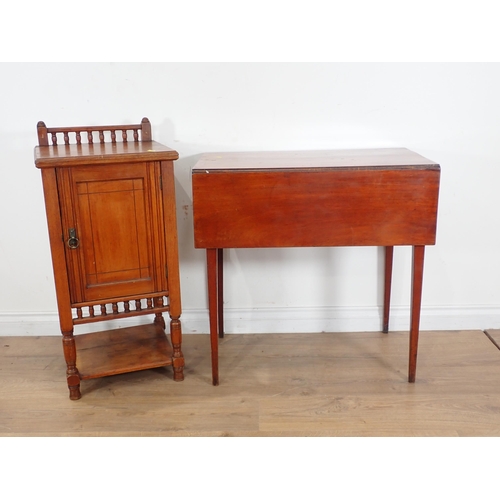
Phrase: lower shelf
[{"left": 75, "top": 323, "right": 173, "bottom": 380}]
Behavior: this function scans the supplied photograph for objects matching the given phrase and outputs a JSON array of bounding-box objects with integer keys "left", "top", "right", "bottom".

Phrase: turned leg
[
  {"left": 154, "top": 313, "right": 166, "bottom": 329},
  {"left": 170, "top": 316, "right": 185, "bottom": 381},
  {"left": 207, "top": 248, "right": 219, "bottom": 385},
  {"left": 408, "top": 245, "right": 425, "bottom": 383},
  {"left": 383, "top": 246, "right": 394, "bottom": 333},
  {"left": 62, "top": 331, "right": 81, "bottom": 400},
  {"left": 154, "top": 297, "right": 167, "bottom": 329},
  {"left": 154, "top": 297, "right": 183, "bottom": 379},
  {"left": 217, "top": 248, "right": 224, "bottom": 338}
]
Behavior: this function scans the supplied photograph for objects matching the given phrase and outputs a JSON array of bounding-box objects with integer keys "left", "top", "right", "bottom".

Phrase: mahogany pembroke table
[{"left": 192, "top": 149, "right": 440, "bottom": 386}]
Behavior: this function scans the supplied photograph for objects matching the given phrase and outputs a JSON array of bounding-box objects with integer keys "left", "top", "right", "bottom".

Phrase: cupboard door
[{"left": 57, "top": 162, "right": 166, "bottom": 303}]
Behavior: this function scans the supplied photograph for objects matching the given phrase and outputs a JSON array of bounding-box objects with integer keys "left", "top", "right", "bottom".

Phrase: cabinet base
[{"left": 75, "top": 323, "right": 174, "bottom": 380}]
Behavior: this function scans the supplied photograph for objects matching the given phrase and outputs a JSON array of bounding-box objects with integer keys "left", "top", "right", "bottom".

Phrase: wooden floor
[{"left": 1, "top": 329, "right": 500, "bottom": 436}]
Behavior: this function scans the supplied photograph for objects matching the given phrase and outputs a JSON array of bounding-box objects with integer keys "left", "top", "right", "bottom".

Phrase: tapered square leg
[
  {"left": 408, "top": 245, "right": 425, "bottom": 383},
  {"left": 383, "top": 245, "right": 394, "bottom": 333},
  {"left": 207, "top": 248, "right": 219, "bottom": 385},
  {"left": 217, "top": 248, "right": 224, "bottom": 338}
]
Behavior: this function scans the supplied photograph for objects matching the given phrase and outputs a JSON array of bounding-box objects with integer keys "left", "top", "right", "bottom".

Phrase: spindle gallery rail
[
  {"left": 36, "top": 117, "right": 152, "bottom": 146},
  {"left": 72, "top": 293, "right": 170, "bottom": 326}
]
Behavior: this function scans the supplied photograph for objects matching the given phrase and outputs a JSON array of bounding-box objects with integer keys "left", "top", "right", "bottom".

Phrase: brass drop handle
[{"left": 67, "top": 228, "right": 80, "bottom": 249}]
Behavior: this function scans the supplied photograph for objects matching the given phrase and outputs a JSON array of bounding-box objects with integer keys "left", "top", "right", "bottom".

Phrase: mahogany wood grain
[
  {"left": 160, "top": 160, "right": 182, "bottom": 318},
  {"left": 35, "top": 141, "right": 178, "bottom": 167},
  {"left": 35, "top": 118, "right": 184, "bottom": 399},
  {"left": 37, "top": 117, "right": 152, "bottom": 146},
  {"left": 39, "top": 168, "right": 74, "bottom": 333},
  {"left": 192, "top": 148, "right": 440, "bottom": 386},
  {"left": 192, "top": 148, "right": 438, "bottom": 171},
  {"left": 409, "top": 245, "right": 425, "bottom": 383},
  {"left": 193, "top": 168, "right": 439, "bottom": 248},
  {"left": 217, "top": 248, "right": 224, "bottom": 338},
  {"left": 383, "top": 246, "right": 394, "bottom": 334},
  {"left": 207, "top": 248, "right": 220, "bottom": 385},
  {"left": 160, "top": 160, "right": 185, "bottom": 380},
  {"left": 57, "top": 163, "right": 162, "bottom": 303},
  {"left": 75, "top": 323, "right": 173, "bottom": 379}
]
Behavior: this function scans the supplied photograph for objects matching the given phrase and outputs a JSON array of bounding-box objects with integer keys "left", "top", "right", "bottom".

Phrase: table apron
[{"left": 193, "top": 169, "right": 440, "bottom": 248}]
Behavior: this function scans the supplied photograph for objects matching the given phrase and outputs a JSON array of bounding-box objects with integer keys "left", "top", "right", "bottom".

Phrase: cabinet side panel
[
  {"left": 146, "top": 162, "right": 168, "bottom": 297},
  {"left": 40, "top": 168, "right": 73, "bottom": 332},
  {"left": 56, "top": 168, "right": 84, "bottom": 303},
  {"left": 161, "top": 161, "right": 182, "bottom": 317}
]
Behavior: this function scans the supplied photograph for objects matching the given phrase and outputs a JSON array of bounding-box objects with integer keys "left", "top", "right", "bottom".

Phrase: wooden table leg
[
  {"left": 408, "top": 245, "right": 425, "bottom": 383},
  {"left": 62, "top": 330, "right": 81, "bottom": 400},
  {"left": 207, "top": 248, "right": 219, "bottom": 385},
  {"left": 383, "top": 245, "right": 394, "bottom": 333},
  {"left": 217, "top": 248, "right": 224, "bottom": 338}
]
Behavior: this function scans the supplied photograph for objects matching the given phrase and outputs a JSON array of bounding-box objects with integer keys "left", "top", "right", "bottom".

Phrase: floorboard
[
  {"left": 1, "top": 330, "right": 499, "bottom": 436},
  {"left": 484, "top": 329, "right": 500, "bottom": 350}
]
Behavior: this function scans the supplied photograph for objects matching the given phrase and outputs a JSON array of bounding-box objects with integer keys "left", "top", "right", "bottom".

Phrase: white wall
[{"left": 1, "top": 62, "right": 500, "bottom": 335}]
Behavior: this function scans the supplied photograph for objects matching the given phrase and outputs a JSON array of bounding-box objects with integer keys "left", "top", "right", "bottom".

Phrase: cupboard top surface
[
  {"left": 192, "top": 148, "right": 440, "bottom": 173},
  {"left": 34, "top": 140, "right": 178, "bottom": 168}
]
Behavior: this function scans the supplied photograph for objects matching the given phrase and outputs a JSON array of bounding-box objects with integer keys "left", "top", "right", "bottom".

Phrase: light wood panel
[{"left": 1, "top": 330, "right": 499, "bottom": 436}]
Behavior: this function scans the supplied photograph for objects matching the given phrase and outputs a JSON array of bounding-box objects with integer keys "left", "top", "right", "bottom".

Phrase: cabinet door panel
[{"left": 59, "top": 163, "right": 163, "bottom": 303}]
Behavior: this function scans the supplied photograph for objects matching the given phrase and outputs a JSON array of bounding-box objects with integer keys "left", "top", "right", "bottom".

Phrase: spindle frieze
[
  {"left": 36, "top": 117, "right": 152, "bottom": 147},
  {"left": 71, "top": 294, "right": 170, "bottom": 325}
]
